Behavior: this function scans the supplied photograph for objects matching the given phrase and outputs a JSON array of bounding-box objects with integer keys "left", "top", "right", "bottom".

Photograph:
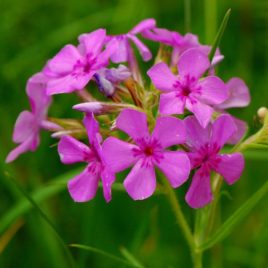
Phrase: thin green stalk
[
  {"left": 204, "top": 0, "right": 218, "bottom": 44},
  {"left": 184, "top": 0, "right": 191, "bottom": 32},
  {"left": 161, "top": 177, "right": 194, "bottom": 250}
]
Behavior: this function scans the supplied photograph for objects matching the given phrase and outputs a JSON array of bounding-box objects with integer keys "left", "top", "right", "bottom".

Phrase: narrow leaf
[
  {"left": 120, "top": 246, "right": 145, "bottom": 268},
  {"left": 199, "top": 180, "right": 268, "bottom": 250},
  {"left": 70, "top": 244, "right": 139, "bottom": 267}
]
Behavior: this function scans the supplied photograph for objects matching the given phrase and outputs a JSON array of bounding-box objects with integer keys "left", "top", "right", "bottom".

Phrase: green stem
[
  {"left": 184, "top": 0, "right": 191, "bottom": 32},
  {"left": 193, "top": 250, "right": 203, "bottom": 268},
  {"left": 204, "top": 0, "right": 217, "bottom": 44}
]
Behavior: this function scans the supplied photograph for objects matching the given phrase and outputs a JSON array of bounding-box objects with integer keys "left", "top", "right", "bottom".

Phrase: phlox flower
[
  {"left": 215, "top": 78, "right": 251, "bottom": 144},
  {"left": 102, "top": 109, "right": 190, "bottom": 200},
  {"left": 44, "top": 29, "right": 117, "bottom": 95},
  {"left": 58, "top": 114, "right": 115, "bottom": 202},
  {"left": 105, "top": 19, "right": 156, "bottom": 63},
  {"left": 6, "top": 73, "right": 60, "bottom": 163},
  {"left": 184, "top": 114, "right": 245, "bottom": 209},
  {"left": 148, "top": 48, "right": 228, "bottom": 128}
]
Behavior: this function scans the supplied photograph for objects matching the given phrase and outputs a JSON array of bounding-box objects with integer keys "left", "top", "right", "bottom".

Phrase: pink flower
[
  {"left": 106, "top": 19, "right": 156, "bottom": 63},
  {"left": 102, "top": 109, "right": 190, "bottom": 200},
  {"left": 142, "top": 29, "right": 223, "bottom": 67},
  {"left": 44, "top": 29, "right": 117, "bottom": 95},
  {"left": 58, "top": 114, "right": 115, "bottom": 202},
  {"left": 6, "top": 73, "right": 60, "bottom": 163},
  {"left": 216, "top": 78, "right": 251, "bottom": 144},
  {"left": 184, "top": 115, "right": 245, "bottom": 209},
  {"left": 147, "top": 48, "right": 228, "bottom": 128}
]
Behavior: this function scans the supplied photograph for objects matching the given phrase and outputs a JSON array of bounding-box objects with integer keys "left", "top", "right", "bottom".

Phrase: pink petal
[
  {"left": 211, "top": 114, "right": 237, "bottom": 148},
  {"left": 116, "top": 109, "right": 150, "bottom": 142},
  {"left": 156, "top": 151, "right": 190, "bottom": 188},
  {"left": 109, "top": 38, "right": 128, "bottom": 63},
  {"left": 102, "top": 137, "right": 138, "bottom": 172},
  {"left": 147, "top": 62, "right": 177, "bottom": 92},
  {"left": 124, "top": 160, "right": 156, "bottom": 200},
  {"left": 178, "top": 48, "right": 210, "bottom": 79},
  {"left": 101, "top": 168, "right": 115, "bottom": 202},
  {"left": 78, "top": 29, "right": 106, "bottom": 57},
  {"left": 185, "top": 167, "right": 213, "bottom": 209},
  {"left": 184, "top": 116, "right": 211, "bottom": 150},
  {"left": 215, "top": 153, "right": 244, "bottom": 184},
  {"left": 218, "top": 78, "right": 251, "bottom": 109},
  {"left": 45, "top": 45, "right": 82, "bottom": 76},
  {"left": 142, "top": 28, "right": 176, "bottom": 45},
  {"left": 68, "top": 167, "right": 99, "bottom": 202},
  {"left": 199, "top": 76, "right": 228, "bottom": 105},
  {"left": 12, "top": 111, "right": 36, "bottom": 143},
  {"left": 58, "top": 136, "right": 92, "bottom": 164},
  {"left": 130, "top": 18, "right": 156, "bottom": 34},
  {"left": 159, "top": 92, "right": 185, "bottom": 115},
  {"left": 227, "top": 117, "right": 248, "bottom": 144},
  {"left": 152, "top": 116, "right": 186, "bottom": 148},
  {"left": 186, "top": 100, "right": 213, "bottom": 128},
  {"left": 83, "top": 113, "right": 100, "bottom": 147},
  {"left": 128, "top": 35, "right": 152, "bottom": 61},
  {"left": 6, "top": 135, "right": 38, "bottom": 163}
]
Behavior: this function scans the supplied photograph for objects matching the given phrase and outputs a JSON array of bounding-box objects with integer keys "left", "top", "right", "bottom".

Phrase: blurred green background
[{"left": 0, "top": 0, "right": 267, "bottom": 267}]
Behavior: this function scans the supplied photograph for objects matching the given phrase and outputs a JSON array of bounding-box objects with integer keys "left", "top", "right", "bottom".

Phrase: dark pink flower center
[{"left": 73, "top": 53, "right": 97, "bottom": 77}]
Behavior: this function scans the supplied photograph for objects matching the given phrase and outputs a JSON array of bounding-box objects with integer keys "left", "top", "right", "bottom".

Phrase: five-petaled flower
[
  {"left": 58, "top": 113, "right": 115, "bottom": 202},
  {"left": 148, "top": 48, "right": 228, "bottom": 128},
  {"left": 184, "top": 114, "right": 245, "bottom": 209},
  {"left": 102, "top": 108, "right": 190, "bottom": 200}
]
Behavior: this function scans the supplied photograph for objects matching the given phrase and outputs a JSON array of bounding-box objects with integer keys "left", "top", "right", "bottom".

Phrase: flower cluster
[{"left": 7, "top": 19, "right": 251, "bottom": 209}]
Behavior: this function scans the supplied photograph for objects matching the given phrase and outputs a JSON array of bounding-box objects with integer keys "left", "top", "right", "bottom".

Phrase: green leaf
[
  {"left": 5, "top": 174, "right": 77, "bottom": 268},
  {"left": 199, "top": 180, "right": 268, "bottom": 251},
  {"left": 119, "top": 246, "right": 145, "bottom": 268},
  {"left": 208, "top": 8, "right": 231, "bottom": 62},
  {"left": 70, "top": 244, "right": 140, "bottom": 267}
]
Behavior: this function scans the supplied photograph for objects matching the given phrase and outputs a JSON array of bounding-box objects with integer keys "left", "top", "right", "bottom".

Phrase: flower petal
[
  {"left": 159, "top": 92, "right": 185, "bottom": 115},
  {"left": 124, "top": 160, "right": 156, "bottom": 200},
  {"left": 215, "top": 153, "right": 244, "bottom": 185},
  {"left": 78, "top": 29, "right": 106, "bottom": 57},
  {"left": 211, "top": 114, "right": 237, "bottom": 148},
  {"left": 156, "top": 151, "right": 190, "bottom": 187},
  {"left": 185, "top": 167, "right": 213, "bottom": 209},
  {"left": 178, "top": 48, "right": 210, "bottom": 79},
  {"left": 184, "top": 116, "right": 211, "bottom": 150},
  {"left": 128, "top": 35, "right": 152, "bottom": 61},
  {"left": 101, "top": 167, "right": 115, "bottom": 202},
  {"left": 147, "top": 62, "right": 177, "bottom": 92},
  {"left": 58, "top": 136, "right": 92, "bottom": 164},
  {"left": 130, "top": 18, "right": 156, "bottom": 34},
  {"left": 102, "top": 137, "right": 138, "bottom": 172},
  {"left": 45, "top": 45, "right": 82, "bottom": 76},
  {"left": 109, "top": 38, "right": 128, "bottom": 63},
  {"left": 218, "top": 77, "right": 251, "bottom": 109},
  {"left": 116, "top": 109, "right": 150, "bottom": 142},
  {"left": 186, "top": 99, "right": 213, "bottom": 128},
  {"left": 227, "top": 117, "right": 248, "bottom": 144},
  {"left": 199, "top": 76, "right": 228, "bottom": 105},
  {"left": 68, "top": 167, "right": 99, "bottom": 202},
  {"left": 152, "top": 116, "right": 186, "bottom": 148}
]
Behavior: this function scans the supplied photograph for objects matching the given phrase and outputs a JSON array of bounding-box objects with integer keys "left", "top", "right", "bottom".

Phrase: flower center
[
  {"left": 181, "top": 85, "right": 191, "bottom": 96},
  {"left": 144, "top": 146, "right": 154, "bottom": 156}
]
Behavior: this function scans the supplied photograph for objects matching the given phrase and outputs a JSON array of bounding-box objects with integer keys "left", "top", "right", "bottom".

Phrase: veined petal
[
  {"left": 156, "top": 151, "right": 190, "bottom": 188},
  {"left": 186, "top": 100, "right": 213, "bottom": 128},
  {"left": 185, "top": 167, "right": 213, "bottom": 209},
  {"left": 116, "top": 109, "right": 150, "bottom": 142},
  {"left": 102, "top": 137, "right": 138, "bottom": 172},
  {"left": 178, "top": 48, "right": 210, "bottom": 79},
  {"left": 214, "top": 153, "right": 244, "bottom": 185},
  {"left": 199, "top": 76, "right": 228, "bottom": 105},
  {"left": 58, "top": 136, "right": 92, "bottom": 164},
  {"left": 12, "top": 111, "right": 36, "bottom": 143},
  {"left": 184, "top": 116, "right": 211, "bottom": 150},
  {"left": 78, "top": 29, "right": 106, "bottom": 57},
  {"left": 147, "top": 62, "right": 177, "bottom": 92},
  {"left": 130, "top": 18, "right": 156, "bottom": 34},
  {"left": 159, "top": 92, "right": 185, "bottom": 115},
  {"left": 124, "top": 160, "right": 156, "bottom": 200},
  {"left": 218, "top": 77, "right": 251, "bottom": 109},
  {"left": 45, "top": 45, "right": 82, "bottom": 76},
  {"left": 211, "top": 114, "right": 237, "bottom": 148},
  {"left": 152, "top": 116, "right": 186, "bottom": 148},
  {"left": 128, "top": 35, "right": 152, "bottom": 61},
  {"left": 68, "top": 167, "right": 99, "bottom": 202}
]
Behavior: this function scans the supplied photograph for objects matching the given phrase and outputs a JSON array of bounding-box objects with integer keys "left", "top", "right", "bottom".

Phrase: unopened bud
[{"left": 257, "top": 107, "right": 267, "bottom": 121}]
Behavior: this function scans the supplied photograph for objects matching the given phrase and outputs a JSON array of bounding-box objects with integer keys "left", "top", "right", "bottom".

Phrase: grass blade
[{"left": 120, "top": 246, "right": 145, "bottom": 268}]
